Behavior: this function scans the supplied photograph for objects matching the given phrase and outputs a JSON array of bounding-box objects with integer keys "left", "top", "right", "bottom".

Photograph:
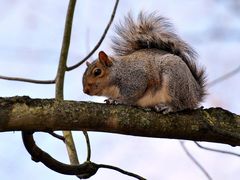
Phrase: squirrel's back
[{"left": 112, "top": 12, "right": 206, "bottom": 101}]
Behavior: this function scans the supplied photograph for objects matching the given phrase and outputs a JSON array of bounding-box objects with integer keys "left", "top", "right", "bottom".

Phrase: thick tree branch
[{"left": 0, "top": 96, "right": 239, "bottom": 146}]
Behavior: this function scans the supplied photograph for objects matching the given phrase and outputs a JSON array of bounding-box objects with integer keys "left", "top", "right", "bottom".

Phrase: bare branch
[
  {"left": 97, "top": 164, "right": 146, "bottom": 180},
  {"left": 194, "top": 142, "right": 240, "bottom": 157},
  {"left": 54, "top": 0, "right": 79, "bottom": 167},
  {"left": 0, "top": 75, "right": 55, "bottom": 84},
  {"left": 83, "top": 131, "right": 91, "bottom": 161},
  {"left": 48, "top": 131, "right": 65, "bottom": 142},
  {"left": 1, "top": 96, "right": 239, "bottom": 146},
  {"left": 22, "top": 131, "right": 145, "bottom": 179},
  {"left": 209, "top": 65, "right": 240, "bottom": 87},
  {"left": 193, "top": 65, "right": 240, "bottom": 161},
  {"left": 22, "top": 131, "right": 98, "bottom": 178},
  {"left": 66, "top": 0, "right": 120, "bottom": 71},
  {"left": 180, "top": 141, "right": 212, "bottom": 180},
  {"left": 55, "top": 0, "right": 76, "bottom": 99},
  {"left": 62, "top": 131, "right": 79, "bottom": 165}
]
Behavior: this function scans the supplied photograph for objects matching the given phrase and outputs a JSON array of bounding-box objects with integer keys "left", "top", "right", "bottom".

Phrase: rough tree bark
[{"left": 0, "top": 96, "right": 239, "bottom": 146}]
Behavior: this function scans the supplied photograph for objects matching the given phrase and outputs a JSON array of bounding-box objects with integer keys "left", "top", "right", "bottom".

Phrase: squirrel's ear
[
  {"left": 86, "top": 61, "right": 91, "bottom": 67},
  {"left": 98, "top": 51, "right": 112, "bottom": 67}
]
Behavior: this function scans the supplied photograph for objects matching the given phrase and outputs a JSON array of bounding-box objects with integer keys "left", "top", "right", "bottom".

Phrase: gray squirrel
[{"left": 82, "top": 12, "right": 206, "bottom": 113}]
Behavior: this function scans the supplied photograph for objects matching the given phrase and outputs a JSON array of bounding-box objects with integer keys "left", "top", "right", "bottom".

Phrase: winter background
[{"left": 0, "top": 0, "right": 240, "bottom": 180}]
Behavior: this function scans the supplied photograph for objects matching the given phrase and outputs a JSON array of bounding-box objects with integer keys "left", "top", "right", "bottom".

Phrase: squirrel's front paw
[
  {"left": 104, "top": 98, "right": 118, "bottom": 105},
  {"left": 154, "top": 104, "right": 173, "bottom": 114}
]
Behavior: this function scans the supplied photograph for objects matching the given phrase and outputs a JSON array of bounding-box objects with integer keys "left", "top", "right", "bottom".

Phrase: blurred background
[{"left": 0, "top": 0, "right": 240, "bottom": 180}]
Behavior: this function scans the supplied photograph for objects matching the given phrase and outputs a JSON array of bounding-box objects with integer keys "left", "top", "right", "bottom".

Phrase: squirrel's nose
[{"left": 83, "top": 87, "right": 90, "bottom": 94}]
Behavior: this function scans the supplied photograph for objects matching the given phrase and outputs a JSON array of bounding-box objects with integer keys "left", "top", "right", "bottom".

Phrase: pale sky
[{"left": 0, "top": 0, "right": 239, "bottom": 180}]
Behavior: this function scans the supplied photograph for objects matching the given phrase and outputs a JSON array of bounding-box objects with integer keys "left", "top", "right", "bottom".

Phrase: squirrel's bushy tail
[{"left": 112, "top": 12, "right": 206, "bottom": 100}]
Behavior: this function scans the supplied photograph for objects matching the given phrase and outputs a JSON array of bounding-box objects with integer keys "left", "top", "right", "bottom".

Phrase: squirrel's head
[{"left": 82, "top": 51, "right": 113, "bottom": 96}]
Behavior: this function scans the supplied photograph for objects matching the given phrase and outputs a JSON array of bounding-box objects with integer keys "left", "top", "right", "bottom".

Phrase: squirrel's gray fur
[
  {"left": 112, "top": 12, "right": 206, "bottom": 100},
  {"left": 83, "top": 12, "right": 207, "bottom": 113}
]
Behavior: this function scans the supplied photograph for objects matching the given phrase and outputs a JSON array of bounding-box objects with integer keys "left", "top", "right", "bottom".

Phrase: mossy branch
[{"left": 0, "top": 96, "right": 239, "bottom": 146}]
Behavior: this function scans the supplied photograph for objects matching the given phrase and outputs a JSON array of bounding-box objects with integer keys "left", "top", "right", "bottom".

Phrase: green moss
[{"left": 202, "top": 110, "right": 215, "bottom": 127}]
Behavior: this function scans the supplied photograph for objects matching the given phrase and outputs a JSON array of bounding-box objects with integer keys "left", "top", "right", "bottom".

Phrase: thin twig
[
  {"left": 98, "top": 164, "right": 146, "bottom": 180},
  {"left": 180, "top": 141, "right": 212, "bottom": 180},
  {"left": 0, "top": 75, "right": 55, "bottom": 84},
  {"left": 208, "top": 65, "right": 240, "bottom": 87},
  {"left": 66, "top": 0, "right": 119, "bottom": 71},
  {"left": 194, "top": 142, "right": 240, "bottom": 157},
  {"left": 48, "top": 131, "right": 65, "bottom": 142},
  {"left": 83, "top": 131, "right": 91, "bottom": 161}
]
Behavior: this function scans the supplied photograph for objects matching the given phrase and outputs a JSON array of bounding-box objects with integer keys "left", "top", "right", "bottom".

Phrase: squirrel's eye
[{"left": 93, "top": 68, "right": 102, "bottom": 77}]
